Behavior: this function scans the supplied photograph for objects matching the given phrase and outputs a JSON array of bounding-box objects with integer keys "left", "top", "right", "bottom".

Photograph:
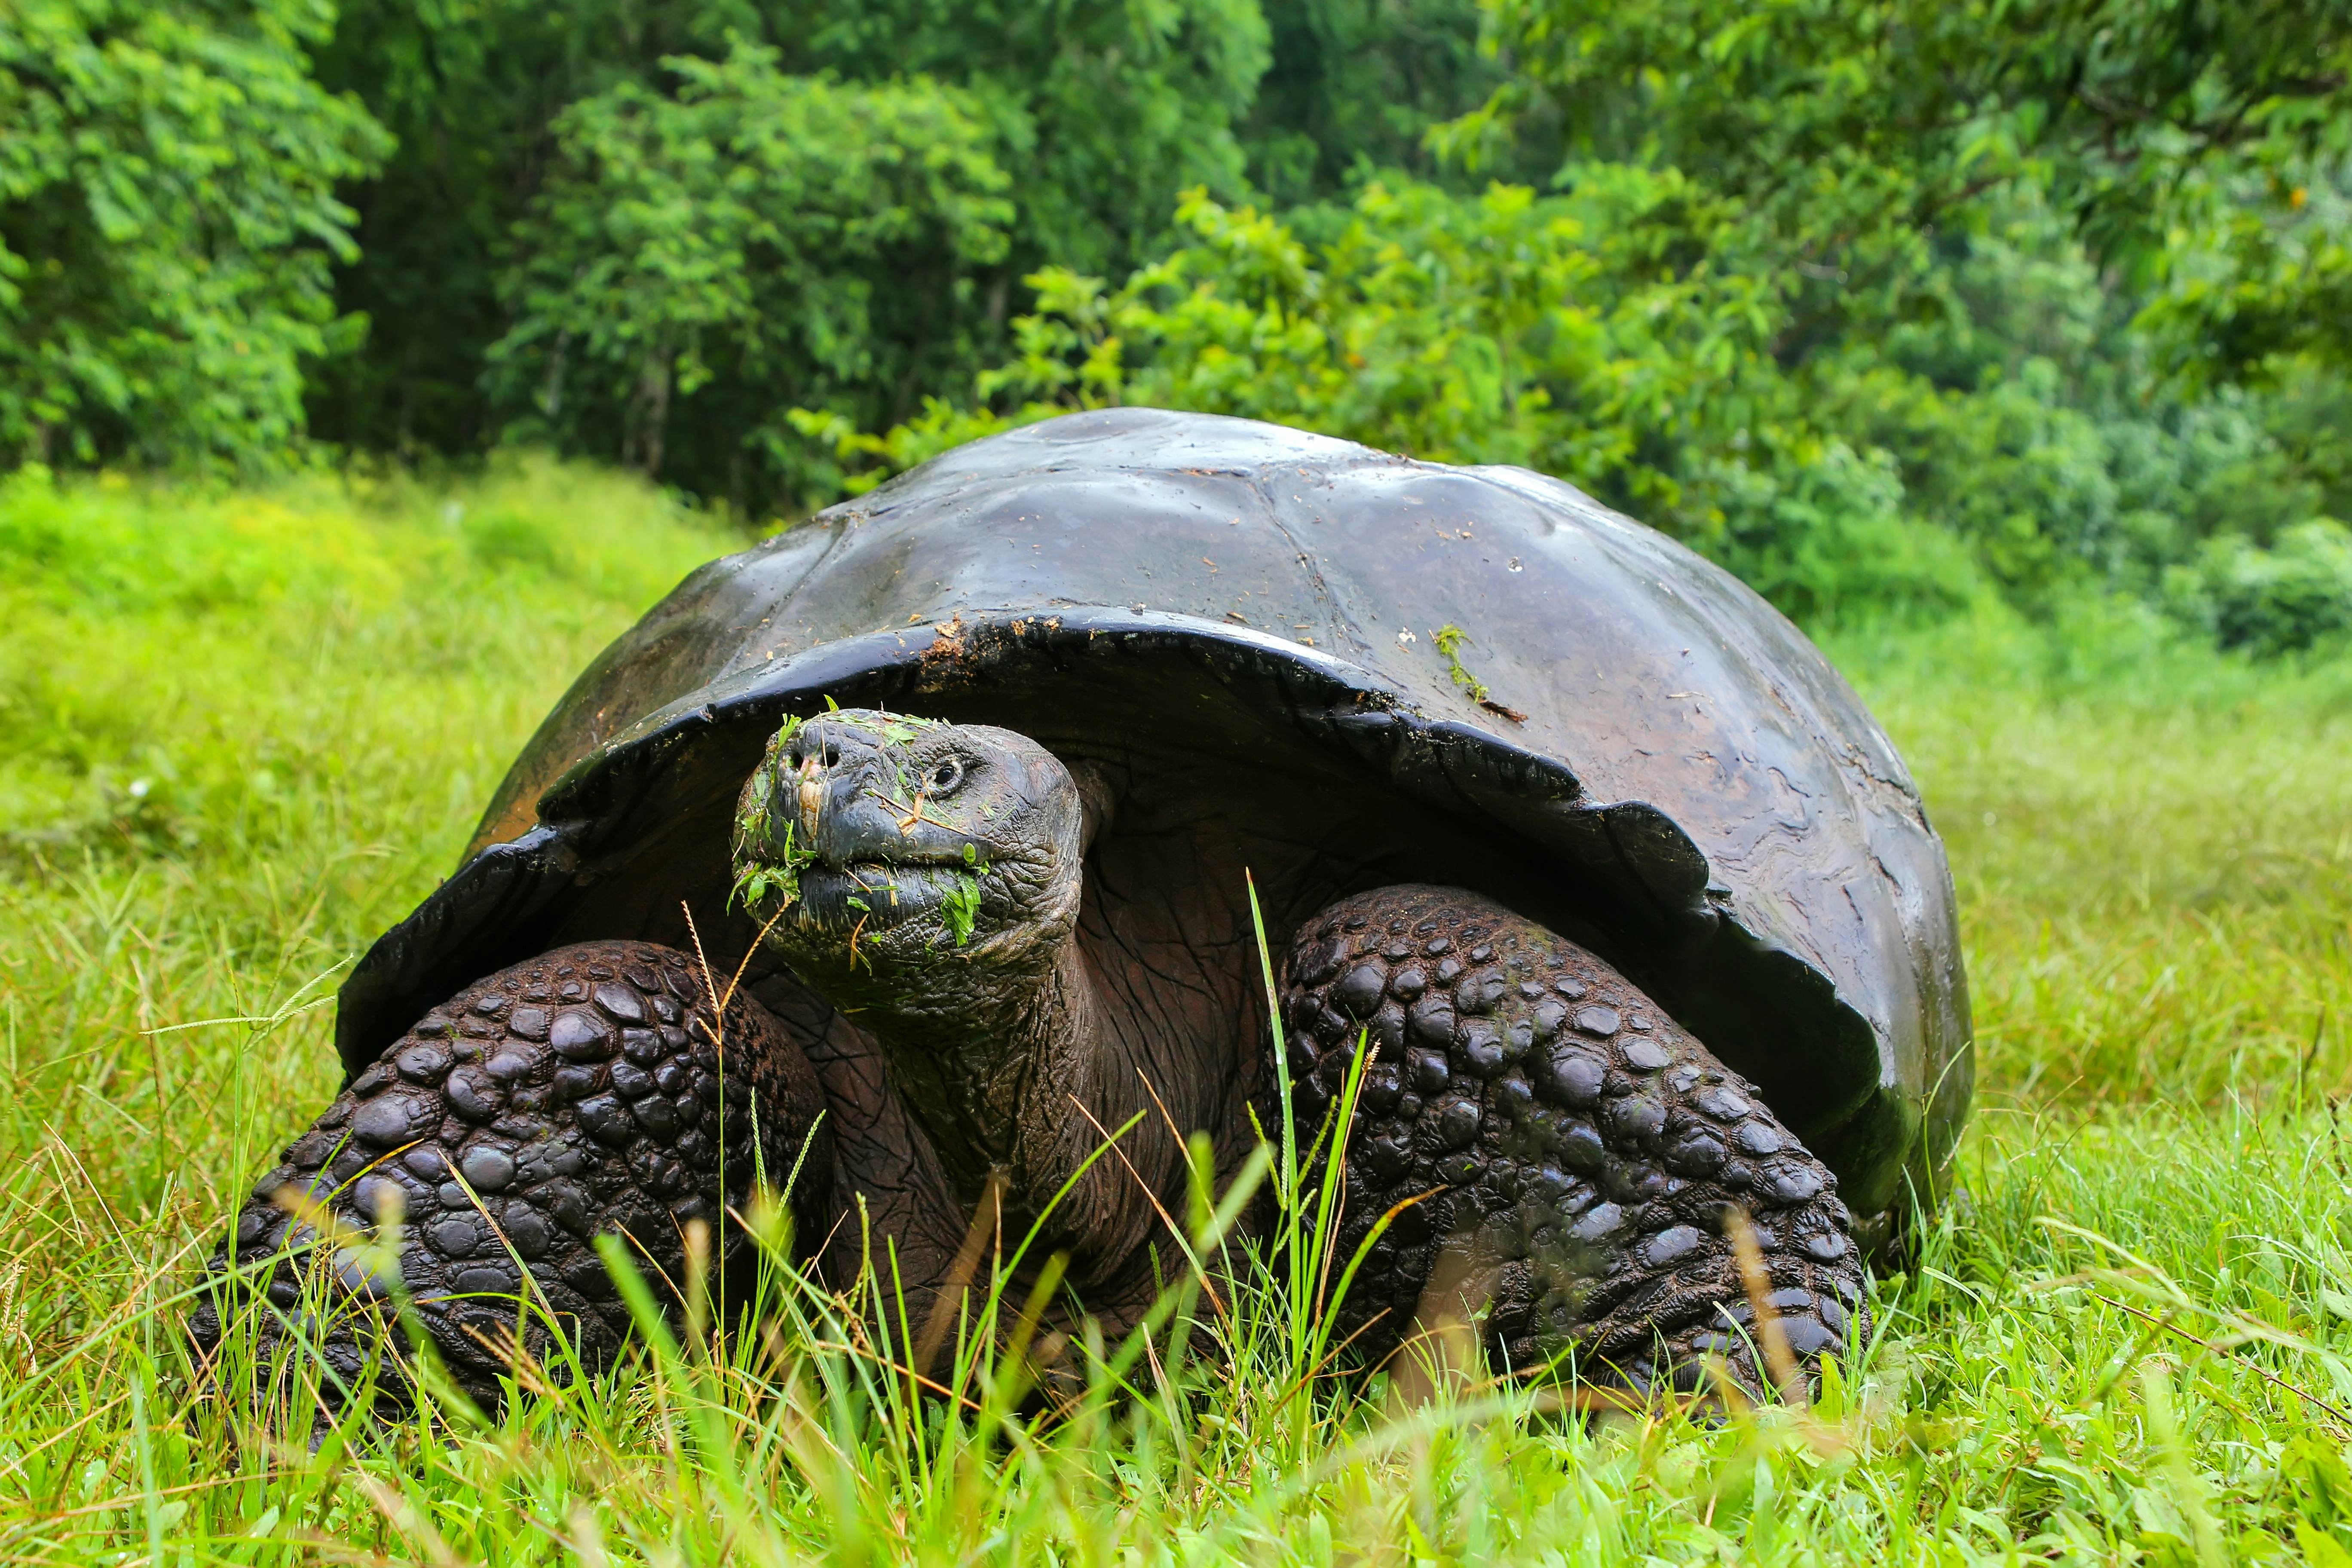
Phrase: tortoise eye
[{"left": 929, "top": 756, "right": 965, "bottom": 795}]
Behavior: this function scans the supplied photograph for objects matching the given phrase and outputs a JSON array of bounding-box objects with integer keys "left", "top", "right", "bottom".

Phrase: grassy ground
[{"left": 3, "top": 462, "right": 2352, "bottom": 1564}]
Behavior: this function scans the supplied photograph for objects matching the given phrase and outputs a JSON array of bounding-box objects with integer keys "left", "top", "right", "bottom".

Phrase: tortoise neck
[{"left": 836, "top": 934, "right": 1172, "bottom": 1274}]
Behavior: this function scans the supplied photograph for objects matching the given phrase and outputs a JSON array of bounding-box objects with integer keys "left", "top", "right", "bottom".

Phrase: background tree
[
  {"left": 0, "top": 0, "right": 387, "bottom": 469},
  {"left": 302, "top": 0, "right": 1273, "bottom": 495},
  {"left": 485, "top": 46, "right": 1014, "bottom": 505},
  {"left": 1240, "top": 0, "right": 1505, "bottom": 204}
]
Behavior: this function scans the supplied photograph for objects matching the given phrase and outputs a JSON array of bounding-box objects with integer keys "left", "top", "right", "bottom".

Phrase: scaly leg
[
  {"left": 1277, "top": 886, "right": 1866, "bottom": 1400},
  {"left": 189, "top": 940, "right": 832, "bottom": 1421}
]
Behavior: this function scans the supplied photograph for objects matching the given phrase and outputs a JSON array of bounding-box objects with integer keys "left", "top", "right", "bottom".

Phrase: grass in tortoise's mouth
[{"left": 790, "top": 858, "right": 974, "bottom": 934}]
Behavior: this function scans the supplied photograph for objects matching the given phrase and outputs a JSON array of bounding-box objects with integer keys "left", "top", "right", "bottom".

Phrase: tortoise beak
[
  {"left": 791, "top": 738, "right": 897, "bottom": 864},
  {"left": 768, "top": 720, "right": 977, "bottom": 870},
  {"left": 740, "top": 723, "right": 963, "bottom": 934}
]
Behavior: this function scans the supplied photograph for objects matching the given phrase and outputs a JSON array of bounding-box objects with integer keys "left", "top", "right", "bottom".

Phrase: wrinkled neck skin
[{"left": 783, "top": 907, "right": 1169, "bottom": 1283}]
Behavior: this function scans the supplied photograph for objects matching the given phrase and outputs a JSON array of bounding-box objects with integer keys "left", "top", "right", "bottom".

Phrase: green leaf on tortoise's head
[{"left": 943, "top": 870, "right": 983, "bottom": 947}]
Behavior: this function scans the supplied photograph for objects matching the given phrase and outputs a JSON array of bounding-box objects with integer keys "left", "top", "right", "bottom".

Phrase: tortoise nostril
[{"left": 823, "top": 745, "right": 840, "bottom": 768}]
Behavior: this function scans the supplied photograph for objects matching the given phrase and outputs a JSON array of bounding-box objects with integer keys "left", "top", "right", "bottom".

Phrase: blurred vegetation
[
  {"left": 7, "top": 0, "right": 2352, "bottom": 652},
  {"left": 0, "top": 458, "right": 730, "bottom": 876}
]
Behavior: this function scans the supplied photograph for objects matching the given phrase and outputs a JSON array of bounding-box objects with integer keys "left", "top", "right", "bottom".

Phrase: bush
[
  {"left": 0, "top": 0, "right": 387, "bottom": 469},
  {"left": 487, "top": 45, "right": 1015, "bottom": 507},
  {"left": 1706, "top": 442, "right": 1991, "bottom": 629},
  {"left": 796, "top": 180, "right": 1999, "bottom": 631},
  {"left": 2168, "top": 520, "right": 2352, "bottom": 657}
]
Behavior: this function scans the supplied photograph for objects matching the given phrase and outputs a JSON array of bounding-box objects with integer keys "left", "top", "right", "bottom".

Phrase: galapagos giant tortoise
[{"left": 193, "top": 408, "right": 1971, "bottom": 1409}]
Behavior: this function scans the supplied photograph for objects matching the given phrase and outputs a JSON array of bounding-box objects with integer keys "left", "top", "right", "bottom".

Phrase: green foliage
[
  {"left": 1430, "top": 0, "right": 2352, "bottom": 634},
  {"left": 308, "top": 0, "right": 1272, "bottom": 490},
  {"left": 2148, "top": 182, "right": 2352, "bottom": 380},
  {"left": 1240, "top": 0, "right": 1506, "bottom": 204},
  {"left": 809, "top": 180, "right": 1991, "bottom": 628},
  {"left": 815, "top": 157, "right": 2352, "bottom": 640},
  {"left": 731, "top": 716, "right": 813, "bottom": 916},
  {"left": 2166, "top": 519, "right": 2352, "bottom": 657},
  {"left": 15, "top": 0, "right": 2352, "bottom": 659},
  {"left": 0, "top": 0, "right": 388, "bottom": 469},
  {"left": 488, "top": 44, "right": 1014, "bottom": 501},
  {"left": 1455, "top": 0, "right": 2352, "bottom": 364},
  {"left": 942, "top": 868, "right": 983, "bottom": 947},
  {"left": 1801, "top": 205, "right": 2349, "bottom": 609}
]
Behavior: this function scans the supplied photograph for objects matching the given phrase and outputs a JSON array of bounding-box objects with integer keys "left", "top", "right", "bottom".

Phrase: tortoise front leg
[
  {"left": 188, "top": 941, "right": 832, "bottom": 1421},
  {"left": 1277, "top": 886, "right": 1867, "bottom": 1402}
]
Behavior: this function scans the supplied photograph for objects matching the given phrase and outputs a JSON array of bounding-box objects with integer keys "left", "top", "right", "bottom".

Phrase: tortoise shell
[{"left": 339, "top": 408, "right": 1971, "bottom": 1230}]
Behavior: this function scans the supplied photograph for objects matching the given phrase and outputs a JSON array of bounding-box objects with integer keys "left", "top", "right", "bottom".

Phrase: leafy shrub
[
  {"left": 801, "top": 172, "right": 2352, "bottom": 643},
  {"left": 0, "top": 0, "right": 387, "bottom": 469},
  {"left": 2167, "top": 521, "right": 2352, "bottom": 657},
  {"left": 488, "top": 45, "right": 1015, "bottom": 503},
  {"left": 1703, "top": 442, "right": 1988, "bottom": 629},
  {"left": 795, "top": 179, "right": 1997, "bottom": 628}
]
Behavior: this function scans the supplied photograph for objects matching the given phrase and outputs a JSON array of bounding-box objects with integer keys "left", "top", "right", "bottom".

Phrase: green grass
[
  {"left": 1828, "top": 605, "right": 2352, "bottom": 1109},
  {"left": 5, "top": 464, "right": 2352, "bottom": 1563}
]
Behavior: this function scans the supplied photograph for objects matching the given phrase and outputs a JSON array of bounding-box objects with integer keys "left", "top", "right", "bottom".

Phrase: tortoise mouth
[{"left": 791, "top": 859, "right": 968, "bottom": 934}]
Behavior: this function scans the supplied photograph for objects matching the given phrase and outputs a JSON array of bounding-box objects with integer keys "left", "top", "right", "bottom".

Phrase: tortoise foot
[
  {"left": 188, "top": 940, "right": 831, "bottom": 1423},
  {"left": 1277, "top": 886, "right": 1868, "bottom": 1403}
]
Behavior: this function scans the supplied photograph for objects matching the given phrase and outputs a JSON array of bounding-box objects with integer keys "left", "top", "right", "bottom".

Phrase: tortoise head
[{"left": 730, "top": 710, "right": 1084, "bottom": 989}]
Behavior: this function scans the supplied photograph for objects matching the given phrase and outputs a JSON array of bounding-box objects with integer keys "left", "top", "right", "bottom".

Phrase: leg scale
[
  {"left": 189, "top": 940, "right": 831, "bottom": 1419},
  {"left": 1275, "top": 885, "right": 1868, "bottom": 1399}
]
